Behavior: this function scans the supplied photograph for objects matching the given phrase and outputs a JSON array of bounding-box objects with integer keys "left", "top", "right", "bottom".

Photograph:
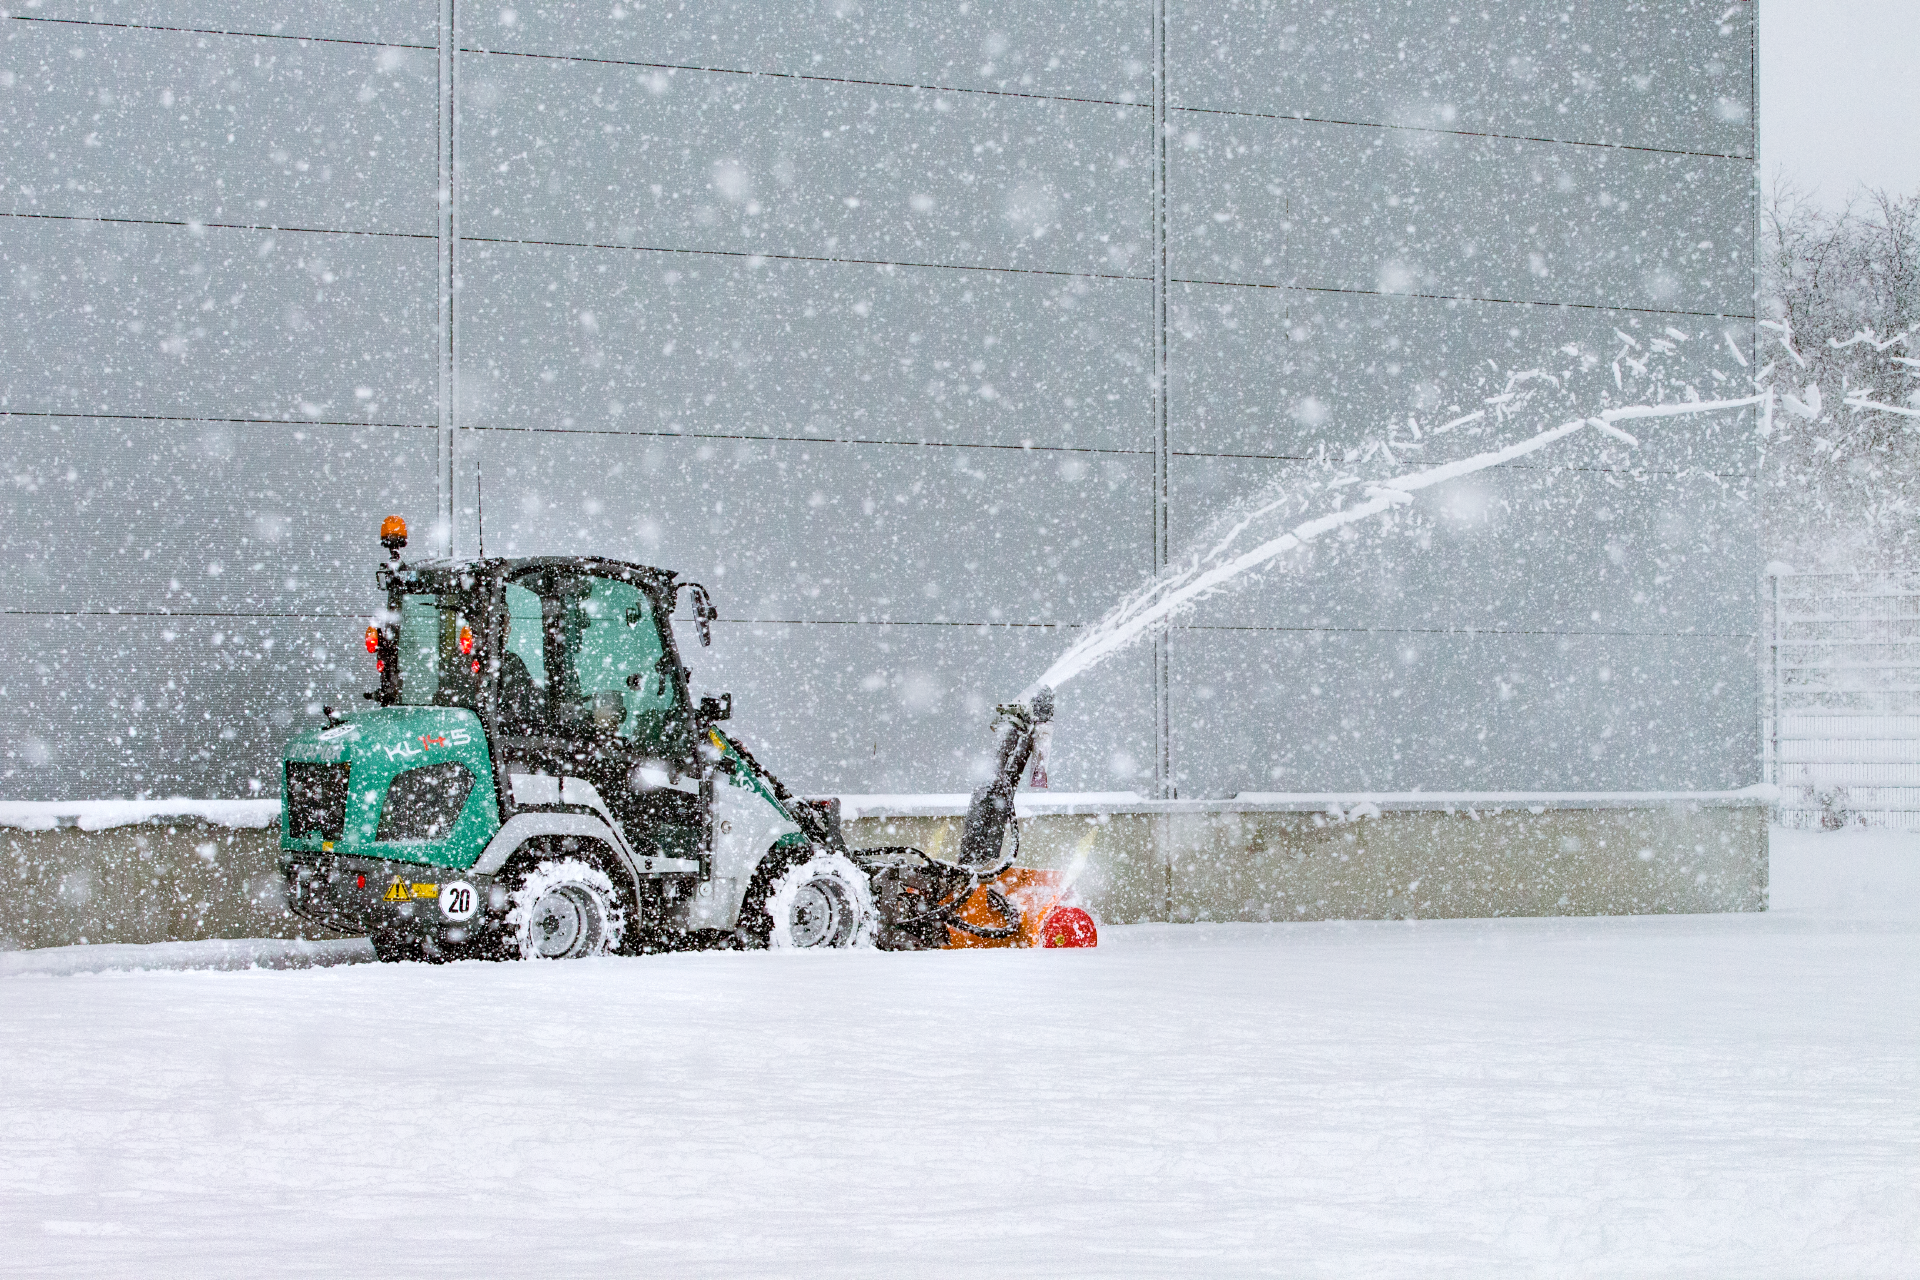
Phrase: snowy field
[{"left": 2, "top": 829, "right": 1915, "bottom": 1279}]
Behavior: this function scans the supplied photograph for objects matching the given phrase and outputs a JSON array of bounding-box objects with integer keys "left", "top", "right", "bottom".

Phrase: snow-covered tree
[{"left": 1762, "top": 186, "right": 1920, "bottom": 568}]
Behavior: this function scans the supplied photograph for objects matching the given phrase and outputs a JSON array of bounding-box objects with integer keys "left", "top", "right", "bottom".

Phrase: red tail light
[
  {"left": 365, "top": 626, "right": 379, "bottom": 653},
  {"left": 458, "top": 624, "right": 474, "bottom": 656}
]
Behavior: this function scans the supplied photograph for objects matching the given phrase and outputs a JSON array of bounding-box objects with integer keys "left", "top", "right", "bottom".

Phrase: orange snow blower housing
[
  {"left": 851, "top": 849, "right": 1100, "bottom": 950},
  {"left": 847, "top": 689, "right": 1098, "bottom": 950},
  {"left": 948, "top": 867, "right": 1098, "bottom": 949}
]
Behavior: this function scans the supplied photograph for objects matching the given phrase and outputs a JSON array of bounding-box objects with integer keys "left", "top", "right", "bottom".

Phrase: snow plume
[{"left": 1027, "top": 330, "right": 1770, "bottom": 697}]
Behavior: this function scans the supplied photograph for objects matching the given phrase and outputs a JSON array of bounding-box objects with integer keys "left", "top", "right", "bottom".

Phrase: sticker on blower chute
[{"left": 438, "top": 881, "right": 478, "bottom": 921}]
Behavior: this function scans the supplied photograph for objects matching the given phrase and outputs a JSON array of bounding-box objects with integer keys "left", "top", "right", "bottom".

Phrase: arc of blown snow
[{"left": 1024, "top": 393, "right": 1764, "bottom": 699}]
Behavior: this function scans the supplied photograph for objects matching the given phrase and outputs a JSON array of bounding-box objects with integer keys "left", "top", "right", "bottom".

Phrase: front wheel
[
  {"left": 506, "top": 857, "right": 628, "bottom": 960},
  {"left": 762, "top": 851, "right": 878, "bottom": 950}
]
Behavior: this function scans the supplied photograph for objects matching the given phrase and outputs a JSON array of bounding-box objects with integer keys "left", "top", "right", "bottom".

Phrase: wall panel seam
[
  {"left": 1165, "top": 625, "right": 1757, "bottom": 640},
  {"left": 1173, "top": 278, "right": 1757, "bottom": 322},
  {"left": 437, "top": 0, "right": 457, "bottom": 557},
  {"left": 0, "top": 212, "right": 434, "bottom": 242},
  {"left": 461, "top": 236, "right": 1152, "bottom": 285},
  {"left": 0, "top": 613, "right": 1765, "bottom": 640},
  {"left": 1169, "top": 450, "right": 1757, "bottom": 479},
  {"left": 1151, "top": 0, "right": 1172, "bottom": 799},
  {"left": 2, "top": 14, "right": 434, "bottom": 50},
  {"left": 467, "top": 424, "right": 1150, "bottom": 456},
  {"left": 459, "top": 44, "right": 1155, "bottom": 112},
  {"left": 0, "top": 611, "right": 397, "bottom": 620},
  {"left": 1168, "top": 105, "right": 1755, "bottom": 162},
  {"left": 0, "top": 412, "right": 434, "bottom": 429}
]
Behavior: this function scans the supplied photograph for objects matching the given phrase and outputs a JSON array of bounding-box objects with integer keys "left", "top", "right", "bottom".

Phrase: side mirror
[
  {"left": 679, "top": 582, "right": 718, "bottom": 647},
  {"left": 698, "top": 693, "right": 732, "bottom": 725}
]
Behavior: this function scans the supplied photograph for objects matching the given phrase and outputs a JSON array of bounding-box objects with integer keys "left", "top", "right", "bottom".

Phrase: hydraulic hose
[{"left": 941, "top": 885, "right": 1024, "bottom": 941}]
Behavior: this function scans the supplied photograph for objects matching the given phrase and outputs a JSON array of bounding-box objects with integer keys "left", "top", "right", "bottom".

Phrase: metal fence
[{"left": 1768, "top": 570, "right": 1920, "bottom": 829}]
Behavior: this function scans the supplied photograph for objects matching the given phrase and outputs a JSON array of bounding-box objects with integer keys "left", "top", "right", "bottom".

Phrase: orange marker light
[
  {"left": 365, "top": 626, "right": 380, "bottom": 654},
  {"left": 458, "top": 624, "right": 474, "bottom": 656},
  {"left": 379, "top": 515, "right": 408, "bottom": 551}
]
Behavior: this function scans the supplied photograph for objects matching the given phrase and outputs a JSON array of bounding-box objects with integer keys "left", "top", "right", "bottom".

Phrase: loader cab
[{"left": 376, "top": 557, "right": 707, "bottom": 864}]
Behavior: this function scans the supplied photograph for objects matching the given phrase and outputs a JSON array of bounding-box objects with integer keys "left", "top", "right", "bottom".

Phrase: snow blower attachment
[
  {"left": 276, "top": 516, "right": 1092, "bottom": 960},
  {"left": 852, "top": 687, "right": 1097, "bottom": 950}
]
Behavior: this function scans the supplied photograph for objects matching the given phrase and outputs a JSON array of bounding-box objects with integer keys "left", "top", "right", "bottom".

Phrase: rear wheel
[
  {"left": 506, "top": 857, "right": 628, "bottom": 960},
  {"left": 762, "top": 851, "right": 878, "bottom": 950}
]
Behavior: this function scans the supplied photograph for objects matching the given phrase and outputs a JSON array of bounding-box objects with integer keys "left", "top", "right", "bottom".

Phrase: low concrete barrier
[
  {"left": 844, "top": 793, "right": 1770, "bottom": 925},
  {"left": 2, "top": 819, "right": 321, "bottom": 951},
  {"left": 1, "top": 792, "right": 1768, "bottom": 950}
]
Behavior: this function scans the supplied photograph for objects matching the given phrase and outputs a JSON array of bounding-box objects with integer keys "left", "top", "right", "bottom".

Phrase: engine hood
[{"left": 281, "top": 706, "right": 500, "bottom": 870}]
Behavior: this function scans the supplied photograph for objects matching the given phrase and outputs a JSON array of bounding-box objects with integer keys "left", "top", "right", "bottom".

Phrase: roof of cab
[{"left": 388, "top": 556, "right": 679, "bottom": 591}]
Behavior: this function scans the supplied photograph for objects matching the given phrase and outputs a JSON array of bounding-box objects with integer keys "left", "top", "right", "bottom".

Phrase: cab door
[
  {"left": 498, "top": 569, "right": 704, "bottom": 864},
  {"left": 568, "top": 575, "right": 689, "bottom": 764}
]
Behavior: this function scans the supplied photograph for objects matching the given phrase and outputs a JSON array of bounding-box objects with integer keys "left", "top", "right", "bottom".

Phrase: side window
[
  {"left": 497, "top": 582, "right": 550, "bottom": 734},
  {"left": 397, "top": 593, "right": 479, "bottom": 708},
  {"left": 504, "top": 583, "right": 548, "bottom": 691},
  {"left": 397, "top": 594, "right": 441, "bottom": 705},
  {"left": 576, "top": 578, "right": 672, "bottom": 742}
]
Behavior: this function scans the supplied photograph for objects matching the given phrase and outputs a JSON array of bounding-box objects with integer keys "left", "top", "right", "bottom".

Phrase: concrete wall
[
  {"left": 2, "top": 797, "right": 1767, "bottom": 950},
  {"left": 1, "top": 0, "right": 1760, "bottom": 806},
  {"left": 850, "top": 797, "right": 1769, "bottom": 924},
  {"left": 2, "top": 820, "right": 323, "bottom": 951}
]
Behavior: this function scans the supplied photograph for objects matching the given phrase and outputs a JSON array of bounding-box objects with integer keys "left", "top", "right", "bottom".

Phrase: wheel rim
[
  {"left": 787, "top": 876, "right": 851, "bottom": 948},
  {"left": 529, "top": 885, "right": 592, "bottom": 958}
]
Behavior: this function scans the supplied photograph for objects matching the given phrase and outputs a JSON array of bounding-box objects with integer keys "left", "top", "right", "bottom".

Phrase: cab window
[
  {"left": 396, "top": 593, "right": 479, "bottom": 709},
  {"left": 503, "top": 583, "right": 548, "bottom": 690},
  {"left": 574, "top": 577, "right": 675, "bottom": 744},
  {"left": 501, "top": 569, "right": 681, "bottom": 755},
  {"left": 497, "top": 582, "right": 549, "bottom": 734}
]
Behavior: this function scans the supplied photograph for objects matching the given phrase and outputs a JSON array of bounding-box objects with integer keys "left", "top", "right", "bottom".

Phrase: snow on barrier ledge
[
  {"left": 0, "top": 798, "right": 282, "bottom": 833},
  {"left": 1, "top": 788, "right": 1773, "bottom": 948},
  {"left": 833, "top": 787, "right": 1779, "bottom": 819}
]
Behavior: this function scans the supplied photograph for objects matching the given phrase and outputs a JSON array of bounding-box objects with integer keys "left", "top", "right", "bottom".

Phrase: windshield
[{"left": 384, "top": 570, "right": 679, "bottom": 752}]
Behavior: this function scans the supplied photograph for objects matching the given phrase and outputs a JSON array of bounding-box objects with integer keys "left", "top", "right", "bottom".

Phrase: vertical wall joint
[
  {"left": 1151, "top": 0, "right": 1172, "bottom": 800},
  {"left": 437, "top": 0, "right": 457, "bottom": 557}
]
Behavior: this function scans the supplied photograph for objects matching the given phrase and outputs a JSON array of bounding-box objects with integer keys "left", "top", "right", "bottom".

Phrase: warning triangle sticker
[{"left": 384, "top": 877, "right": 409, "bottom": 902}]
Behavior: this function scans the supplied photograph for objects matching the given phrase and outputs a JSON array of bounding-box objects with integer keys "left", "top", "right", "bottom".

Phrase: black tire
[
  {"left": 760, "top": 851, "right": 878, "bottom": 949},
  {"left": 505, "top": 856, "right": 628, "bottom": 959}
]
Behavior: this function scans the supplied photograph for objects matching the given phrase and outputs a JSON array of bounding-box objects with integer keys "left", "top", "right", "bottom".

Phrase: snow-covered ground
[{"left": 3, "top": 829, "right": 1915, "bottom": 1278}]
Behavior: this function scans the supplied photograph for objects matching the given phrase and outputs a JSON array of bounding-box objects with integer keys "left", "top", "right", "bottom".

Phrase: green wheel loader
[{"left": 278, "top": 516, "right": 1095, "bottom": 960}]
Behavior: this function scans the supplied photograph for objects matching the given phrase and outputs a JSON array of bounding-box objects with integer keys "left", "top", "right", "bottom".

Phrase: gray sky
[{"left": 1761, "top": 0, "right": 1920, "bottom": 203}]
